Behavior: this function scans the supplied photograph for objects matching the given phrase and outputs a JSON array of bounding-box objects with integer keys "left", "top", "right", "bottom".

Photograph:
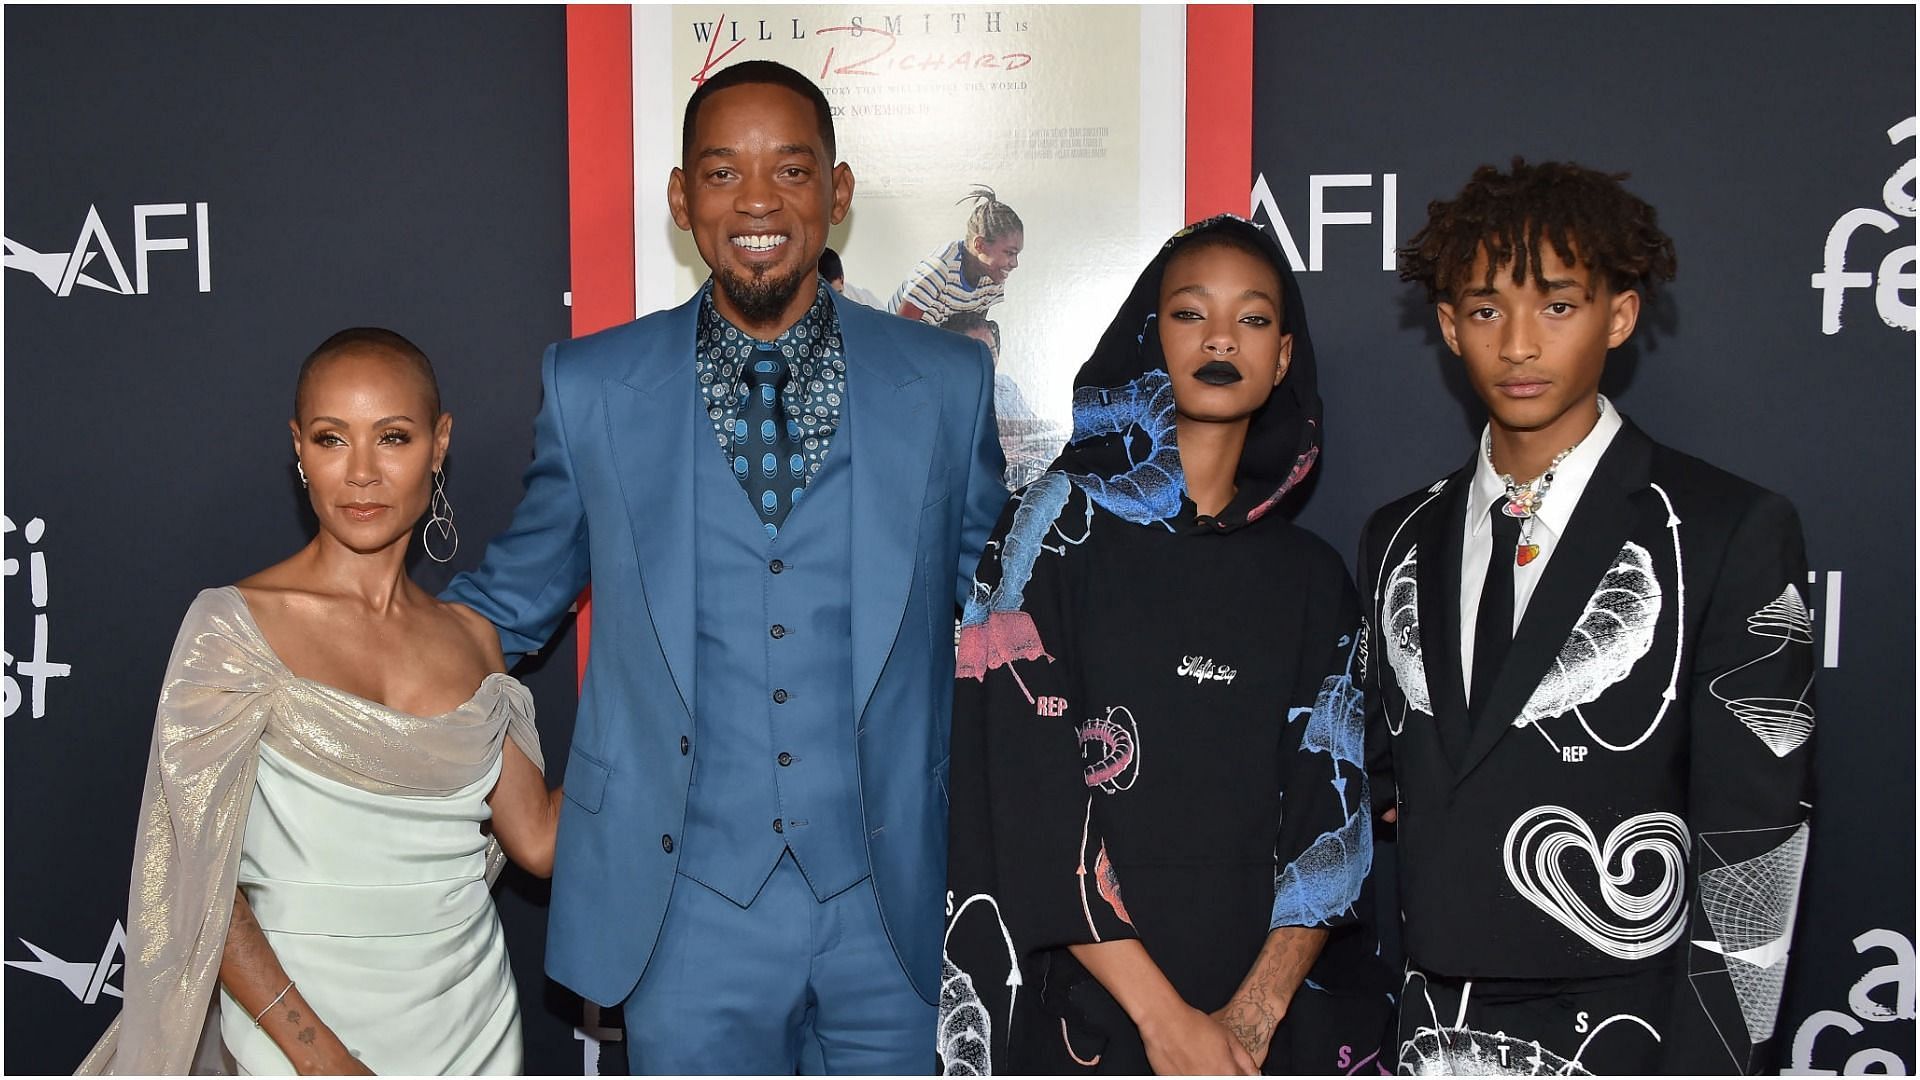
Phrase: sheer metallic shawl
[{"left": 77, "top": 586, "right": 545, "bottom": 1075}]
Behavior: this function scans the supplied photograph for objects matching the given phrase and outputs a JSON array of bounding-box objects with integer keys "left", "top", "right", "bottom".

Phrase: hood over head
[{"left": 1046, "top": 214, "right": 1322, "bottom": 530}]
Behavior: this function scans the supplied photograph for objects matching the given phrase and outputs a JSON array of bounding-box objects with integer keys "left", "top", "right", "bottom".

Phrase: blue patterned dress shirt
[{"left": 695, "top": 279, "right": 847, "bottom": 508}]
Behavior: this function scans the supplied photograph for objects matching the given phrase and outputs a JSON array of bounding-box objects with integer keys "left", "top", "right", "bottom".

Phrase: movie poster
[{"left": 634, "top": 5, "right": 1186, "bottom": 485}]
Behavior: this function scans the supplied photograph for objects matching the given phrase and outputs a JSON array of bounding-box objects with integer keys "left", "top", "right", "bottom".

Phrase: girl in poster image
[
  {"left": 78, "top": 329, "right": 559, "bottom": 1077},
  {"left": 940, "top": 217, "right": 1395, "bottom": 1076},
  {"left": 892, "top": 185, "right": 1025, "bottom": 325}
]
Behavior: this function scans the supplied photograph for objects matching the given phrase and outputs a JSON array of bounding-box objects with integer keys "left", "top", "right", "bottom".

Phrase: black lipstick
[{"left": 1194, "top": 360, "right": 1243, "bottom": 385}]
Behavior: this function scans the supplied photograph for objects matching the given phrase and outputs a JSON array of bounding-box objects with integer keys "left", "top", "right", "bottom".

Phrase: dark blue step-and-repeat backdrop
[
  {"left": 1254, "top": 7, "right": 1916, "bottom": 1075},
  {"left": 5, "top": 5, "right": 1914, "bottom": 1075},
  {"left": 2, "top": 7, "right": 587, "bottom": 1074}
]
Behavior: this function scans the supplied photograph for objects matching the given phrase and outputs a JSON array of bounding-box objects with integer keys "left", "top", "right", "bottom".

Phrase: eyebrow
[
  {"left": 1168, "top": 283, "right": 1277, "bottom": 304},
  {"left": 309, "top": 415, "right": 416, "bottom": 427},
  {"left": 1462, "top": 277, "right": 1588, "bottom": 300},
  {"left": 695, "top": 144, "right": 819, "bottom": 161}
]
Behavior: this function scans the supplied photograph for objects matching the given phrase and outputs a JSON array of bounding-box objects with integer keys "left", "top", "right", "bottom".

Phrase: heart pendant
[{"left": 1515, "top": 544, "right": 1541, "bottom": 567}]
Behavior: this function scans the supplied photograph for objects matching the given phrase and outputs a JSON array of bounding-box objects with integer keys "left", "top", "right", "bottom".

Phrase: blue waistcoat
[{"left": 679, "top": 401, "right": 868, "bottom": 905}]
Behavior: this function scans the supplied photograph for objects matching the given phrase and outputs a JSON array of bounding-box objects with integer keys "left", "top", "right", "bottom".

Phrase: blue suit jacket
[{"left": 444, "top": 287, "right": 1006, "bottom": 1007}]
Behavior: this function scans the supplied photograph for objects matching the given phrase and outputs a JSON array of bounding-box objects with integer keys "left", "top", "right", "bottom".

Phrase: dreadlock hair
[
  {"left": 1398, "top": 158, "right": 1677, "bottom": 304},
  {"left": 295, "top": 327, "right": 440, "bottom": 421},
  {"left": 683, "top": 61, "right": 836, "bottom": 164},
  {"left": 960, "top": 186, "right": 1024, "bottom": 245}
]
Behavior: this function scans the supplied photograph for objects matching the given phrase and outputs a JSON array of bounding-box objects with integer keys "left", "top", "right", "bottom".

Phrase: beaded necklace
[{"left": 1485, "top": 397, "right": 1606, "bottom": 567}]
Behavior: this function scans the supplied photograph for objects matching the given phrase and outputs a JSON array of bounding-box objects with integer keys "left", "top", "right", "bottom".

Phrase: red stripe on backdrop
[
  {"left": 566, "top": 4, "right": 637, "bottom": 685},
  {"left": 1184, "top": 5, "right": 1254, "bottom": 222}
]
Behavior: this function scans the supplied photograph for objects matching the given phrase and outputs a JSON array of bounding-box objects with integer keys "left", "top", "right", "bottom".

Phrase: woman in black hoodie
[{"left": 940, "top": 216, "right": 1391, "bottom": 1075}]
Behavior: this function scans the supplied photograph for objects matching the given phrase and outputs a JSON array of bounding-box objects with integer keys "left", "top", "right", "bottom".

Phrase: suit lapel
[
  {"left": 605, "top": 297, "right": 701, "bottom": 721},
  {"left": 1416, "top": 459, "right": 1474, "bottom": 769},
  {"left": 1452, "top": 421, "right": 1657, "bottom": 786},
  {"left": 839, "top": 301, "right": 939, "bottom": 720}
]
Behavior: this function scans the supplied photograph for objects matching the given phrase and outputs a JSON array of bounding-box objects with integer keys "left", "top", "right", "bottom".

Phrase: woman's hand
[
  {"left": 1064, "top": 939, "right": 1257, "bottom": 1075},
  {"left": 1138, "top": 1001, "right": 1259, "bottom": 1076},
  {"left": 1212, "top": 994, "right": 1278, "bottom": 1068},
  {"left": 1213, "top": 926, "right": 1330, "bottom": 1070}
]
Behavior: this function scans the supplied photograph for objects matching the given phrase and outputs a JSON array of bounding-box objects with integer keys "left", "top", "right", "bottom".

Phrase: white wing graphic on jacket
[
  {"left": 938, "top": 894, "right": 1020, "bottom": 1076},
  {"left": 937, "top": 957, "right": 992, "bottom": 1075},
  {"left": 1383, "top": 545, "right": 1431, "bottom": 717},
  {"left": 1516, "top": 542, "right": 1661, "bottom": 727}
]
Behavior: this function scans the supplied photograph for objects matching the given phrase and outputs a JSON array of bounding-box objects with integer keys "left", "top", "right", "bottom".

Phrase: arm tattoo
[
  {"left": 1219, "top": 996, "right": 1277, "bottom": 1054},
  {"left": 1223, "top": 929, "right": 1326, "bottom": 1055},
  {"left": 297, "top": 1027, "right": 316, "bottom": 1045},
  {"left": 285, "top": 1009, "right": 302, "bottom": 1026}
]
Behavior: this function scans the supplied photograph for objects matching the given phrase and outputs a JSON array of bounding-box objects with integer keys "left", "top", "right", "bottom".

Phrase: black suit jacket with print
[{"left": 1358, "top": 419, "right": 1816, "bottom": 1074}]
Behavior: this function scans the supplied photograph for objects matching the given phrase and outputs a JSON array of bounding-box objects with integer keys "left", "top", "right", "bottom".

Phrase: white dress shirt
[{"left": 1459, "top": 396, "right": 1624, "bottom": 701}]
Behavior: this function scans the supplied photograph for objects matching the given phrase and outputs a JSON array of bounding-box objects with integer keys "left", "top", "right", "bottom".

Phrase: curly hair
[{"left": 1398, "top": 158, "right": 1677, "bottom": 303}]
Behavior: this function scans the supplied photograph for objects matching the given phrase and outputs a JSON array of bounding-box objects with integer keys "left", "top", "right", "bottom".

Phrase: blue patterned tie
[{"left": 736, "top": 350, "right": 805, "bottom": 539}]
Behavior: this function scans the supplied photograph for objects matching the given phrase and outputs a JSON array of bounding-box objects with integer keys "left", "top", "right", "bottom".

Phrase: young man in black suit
[{"left": 1361, "top": 159, "right": 1815, "bottom": 1074}]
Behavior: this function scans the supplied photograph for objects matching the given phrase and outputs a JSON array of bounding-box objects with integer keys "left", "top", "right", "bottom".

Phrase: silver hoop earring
[
  {"left": 422, "top": 469, "right": 459, "bottom": 564},
  {"left": 296, "top": 461, "right": 308, "bottom": 489}
]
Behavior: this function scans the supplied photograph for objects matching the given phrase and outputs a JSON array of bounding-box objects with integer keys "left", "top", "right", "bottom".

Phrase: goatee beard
[{"left": 716, "top": 262, "right": 812, "bottom": 326}]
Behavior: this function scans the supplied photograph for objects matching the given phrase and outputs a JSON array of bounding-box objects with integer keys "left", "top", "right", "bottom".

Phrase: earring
[
  {"left": 296, "top": 461, "right": 308, "bottom": 489},
  {"left": 422, "top": 469, "right": 458, "bottom": 564}
]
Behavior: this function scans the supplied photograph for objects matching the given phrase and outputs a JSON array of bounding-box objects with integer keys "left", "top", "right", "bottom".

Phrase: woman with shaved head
[{"left": 80, "top": 329, "right": 559, "bottom": 1076}]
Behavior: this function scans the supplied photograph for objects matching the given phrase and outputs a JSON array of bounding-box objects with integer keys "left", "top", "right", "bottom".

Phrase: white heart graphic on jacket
[{"left": 1503, "top": 805, "right": 1690, "bottom": 961}]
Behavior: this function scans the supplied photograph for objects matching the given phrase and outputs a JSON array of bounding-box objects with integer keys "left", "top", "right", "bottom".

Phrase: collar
[
  {"left": 695, "top": 276, "right": 839, "bottom": 362},
  {"left": 1469, "top": 395, "right": 1625, "bottom": 539}
]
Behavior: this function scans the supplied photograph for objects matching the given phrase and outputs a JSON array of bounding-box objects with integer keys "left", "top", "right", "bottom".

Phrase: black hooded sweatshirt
[{"left": 940, "top": 217, "right": 1391, "bottom": 1075}]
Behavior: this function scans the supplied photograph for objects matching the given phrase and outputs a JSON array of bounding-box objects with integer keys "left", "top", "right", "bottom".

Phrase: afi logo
[
  {"left": 572, "top": 1001, "right": 624, "bottom": 1077},
  {"left": 1788, "top": 928, "right": 1914, "bottom": 1074},
  {"left": 1810, "top": 118, "right": 1915, "bottom": 335},
  {"left": 5, "top": 922, "right": 125, "bottom": 1004},
  {"left": 1249, "top": 172, "right": 1400, "bottom": 272},
  {"left": 1808, "top": 570, "right": 1845, "bottom": 669},
  {"left": 3, "top": 202, "right": 211, "bottom": 296},
  {"left": 4, "top": 515, "right": 72, "bottom": 720}
]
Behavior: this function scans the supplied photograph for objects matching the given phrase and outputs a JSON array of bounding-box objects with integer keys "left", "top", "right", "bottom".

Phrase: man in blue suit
[{"left": 445, "top": 61, "right": 1006, "bottom": 1072}]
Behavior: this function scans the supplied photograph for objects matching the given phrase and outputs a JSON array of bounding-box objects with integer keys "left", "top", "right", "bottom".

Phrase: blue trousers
[{"left": 622, "top": 852, "right": 935, "bottom": 1074}]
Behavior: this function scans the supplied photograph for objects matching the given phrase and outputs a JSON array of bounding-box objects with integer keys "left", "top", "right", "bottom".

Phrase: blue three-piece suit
[{"left": 445, "top": 283, "right": 1005, "bottom": 1071}]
